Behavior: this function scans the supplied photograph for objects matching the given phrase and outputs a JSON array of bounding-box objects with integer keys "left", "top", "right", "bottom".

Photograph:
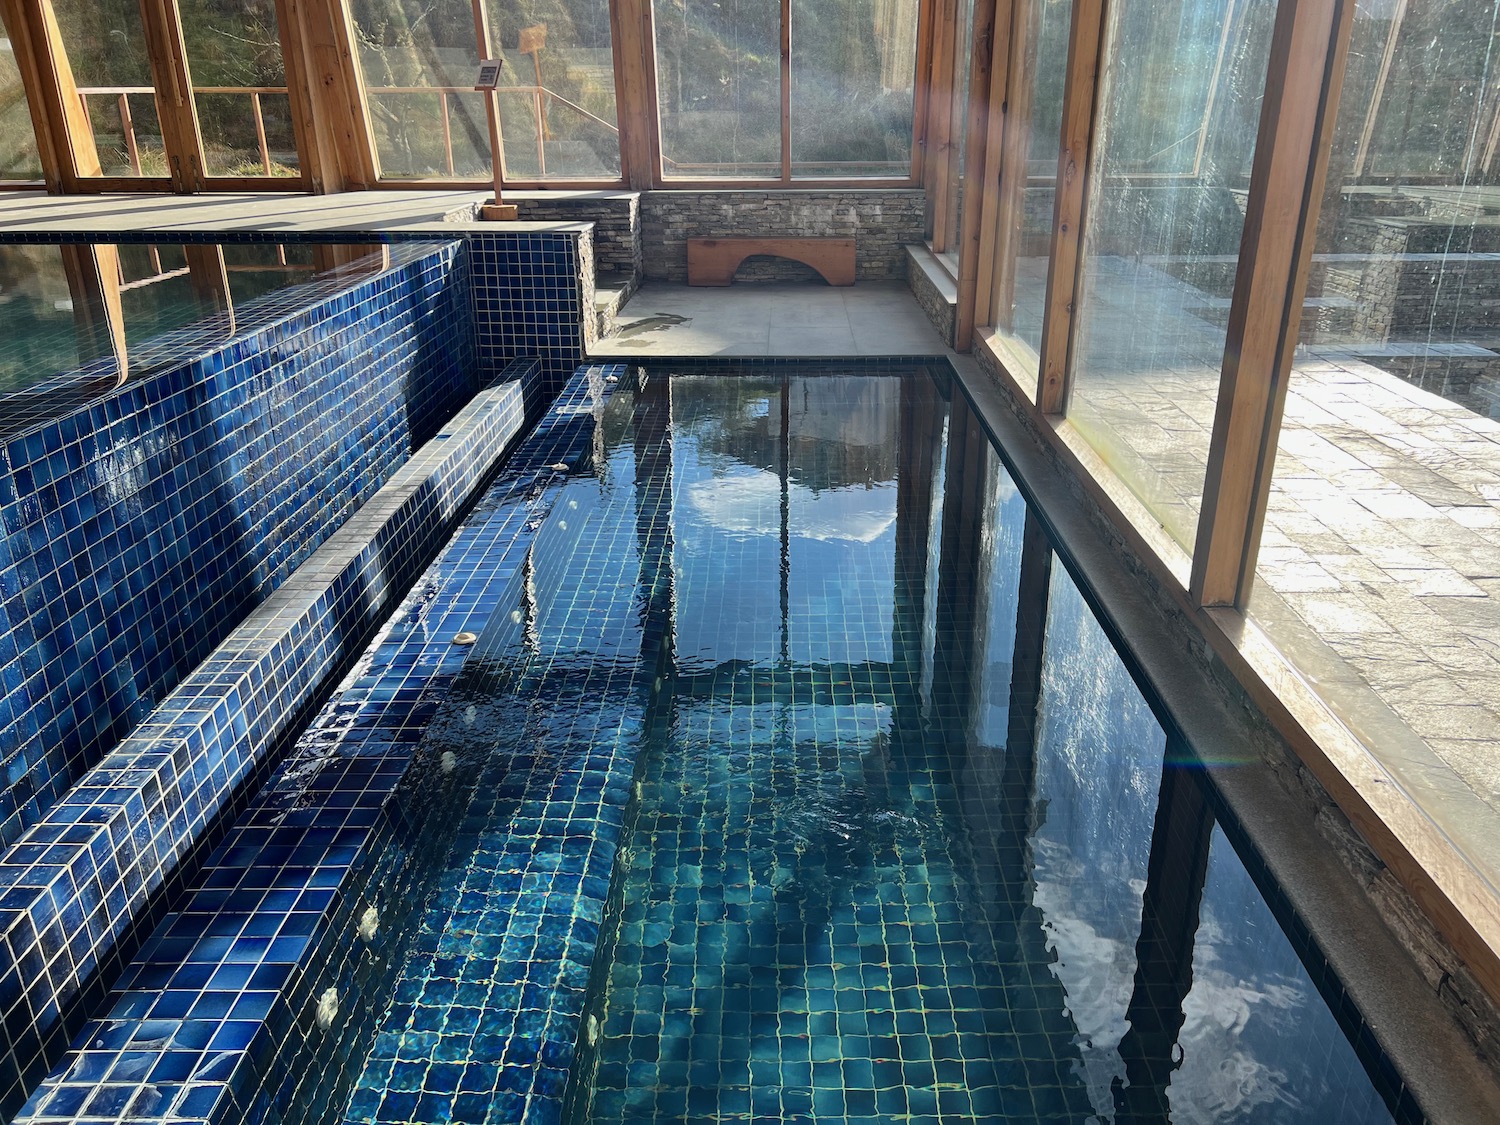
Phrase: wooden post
[
  {"left": 137, "top": 0, "right": 206, "bottom": 191},
  {"left": 251, "top": 91, "right": 272, "bottom": 174},
  {"left": 473, "top": 0, "right": 514, "bottom": 217},
  {"left": 910, "top": 0, "right": 938, "bottom": 182},
  {"left": 1349, "top": 0, "right": 1405, "bottom": 179},
  {"left": 0, "top": 0, "right": 103, "bottom": 191},
  {"left": 1190, "top": 0, "right": 1356, "bottom": 608},
  {"left": 440, "top": 91, "right": 455, "bottom": 176},
  {"left": 278, "top": 0, "right": 379, "bottom": 191},
  {"left": 1036, "top": 0, "right": 1108, "bottom": 413},
  {"left": 610, "top": 0, "right": 661, "bottom": 189},
  {"left": 954, "top": 0, "right": 1011, "bottom": 351},
  {"left": 780, "top": 0, "right": 792, "bottom": 182}
]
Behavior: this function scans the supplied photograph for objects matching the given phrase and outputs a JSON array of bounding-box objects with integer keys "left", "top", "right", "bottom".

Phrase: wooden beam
[
  {"left": 136, "top": 0, "right": 206, "bottom": 191},
  {"left": 1035, "top": 0, "right": 1107, "bottom": 414},
  {"left": 281, "top": 0, "right": 379, "bottom": 189},
  {"left": 60, "top": 243, "right": 127, "bottom": 381},
  {"left": 0, "top": 0, "right": 102, "bottom": 191},
  {"left": 1190, "top": 0, "right": 1356, "bottom": 608},
  {"left": 953, "top": 0, "right": 1007, "bottom": 351},
  {"left": 610, "top": 0, "right": 661, "bottom": 189}
]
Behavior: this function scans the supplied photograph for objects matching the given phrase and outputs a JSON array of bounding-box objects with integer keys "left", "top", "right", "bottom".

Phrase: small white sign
[{"left": 475, "top": 59, "right": 504, "bottom": 90}]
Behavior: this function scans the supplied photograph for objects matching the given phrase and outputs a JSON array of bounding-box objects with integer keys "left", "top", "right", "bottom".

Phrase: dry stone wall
[{"left": 640, "top": 190, "right": 926, "bottom": 282}]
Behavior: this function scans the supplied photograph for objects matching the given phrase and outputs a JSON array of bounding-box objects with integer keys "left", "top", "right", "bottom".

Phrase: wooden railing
[
  {"left": 76, "top": 85, "right": 291, "bottom": 175},
  {"left": 365, "top": 84, "right": 618, "bottom": 177},
  {"left": 75, "top": 81, "right": 618, "bottom": 179}
]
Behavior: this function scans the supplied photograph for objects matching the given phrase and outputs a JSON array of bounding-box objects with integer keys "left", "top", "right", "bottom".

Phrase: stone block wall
[
  {"left": 509, "top": 192, "right": 642, "bottom": 281},
  {"left": 639, "top": 190, "right": 926, "bottom": 282},
  {"left": 905, "top": 245, "right": 956, "bottom": 347}
]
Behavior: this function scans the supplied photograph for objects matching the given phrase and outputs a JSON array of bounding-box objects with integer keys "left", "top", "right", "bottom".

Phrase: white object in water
[
  {"left": 357, "top": 905, "right": 380, "bottom": 943},
  {"left": 452, "top": 632, "right": 478, "bottom": 645},
  {"left": 441, "top": 750, "right": 458, "bottom": 774},
  {"left": 315, "top": 987, "right": 339, "bottom": 1031}
]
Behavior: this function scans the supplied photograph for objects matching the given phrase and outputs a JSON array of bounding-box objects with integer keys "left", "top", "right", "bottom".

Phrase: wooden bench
[{"left": 687, "top": 237, "right": 856, "bottom": 287}]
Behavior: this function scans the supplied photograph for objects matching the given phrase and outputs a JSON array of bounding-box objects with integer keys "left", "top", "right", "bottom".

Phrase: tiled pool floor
[{"left": 338, "top": 370, "right": 1405, "bottom": 1125}]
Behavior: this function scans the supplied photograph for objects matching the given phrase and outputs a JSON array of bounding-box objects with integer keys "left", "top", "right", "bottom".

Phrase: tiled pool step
[
  {"left": 13, "top": 365, "right": 629, "bottom": 1125},
  {"left": 345, "top": 374, "right": 674, "bottom": 1125},
  {"left": 2, "top": 380, "right": 528, "bottom": 1121}
]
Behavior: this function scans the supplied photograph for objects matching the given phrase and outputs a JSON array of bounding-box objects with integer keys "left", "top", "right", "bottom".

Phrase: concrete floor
[{"left": 589, "top": 280, "right": 951, "bottom": 358}]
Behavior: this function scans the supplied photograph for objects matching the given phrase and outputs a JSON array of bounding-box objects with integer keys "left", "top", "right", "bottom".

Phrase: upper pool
[
  {"left": 333, "top": 368, "right": 1402, "bottom": 1125},
  {"left": 0, "top": 241, "right": 389, "bottom": 403}
]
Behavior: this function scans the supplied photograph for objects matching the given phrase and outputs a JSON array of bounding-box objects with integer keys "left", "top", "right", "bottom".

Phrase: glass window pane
[
  {"left": 0, "top": 34, "right": 41, "bottom": 179},
  {"left": 53, "top": 0, "right": 165, "bottom": 177},
  {"left": 790, "top": 0, "right": 918, "bottom": 179},
  {"left": 485, "top": 0, "right": 621, "bottom": 180},
  {"left": 1067, "top": 0, "right": 1277, "bottom": 550},
  {"left": 352, "top": 0, "right": 486, "bottom": 179},
  {"left": 653, "top": 0, "right": 780, "bottom": 179},
  {"left": 990, "top": 0, "right": 1072, "bottom": 362},
  {"left": 1251, "top": 0, "right": 1500, "bottom": 889},
  {"left": 179, "top": 0, "right": 298, "bottom": 176}
]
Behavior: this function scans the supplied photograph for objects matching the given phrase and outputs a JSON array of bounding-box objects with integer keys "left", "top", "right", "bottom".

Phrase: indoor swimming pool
[{"left": 331, "top": 368, "right": 1402, "bottom": 1125}]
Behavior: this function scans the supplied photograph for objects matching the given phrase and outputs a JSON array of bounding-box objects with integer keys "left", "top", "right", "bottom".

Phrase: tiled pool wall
[
  {"left": 0, "top": 241, "right": 473, "bottom": 852},
  {"left": 466, "top": 229, "right": 594, "bottom": 398},
  {"left": 0, "top": 212, "right": 603, "bottom": 1119},
  {"left": 13, "top": 365, "right": 632, "bottom": 1125},
  {"left": 0, "top": 375, "right": 530, "bottom": 1122}
]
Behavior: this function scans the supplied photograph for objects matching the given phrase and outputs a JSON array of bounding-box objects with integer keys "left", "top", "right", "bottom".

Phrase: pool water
[
  {"left": 0, "top": 241, "right": 385, "bottom": 398},
  {"left": 347, "top": 370, "right": 1401, "bottom": 1124}
]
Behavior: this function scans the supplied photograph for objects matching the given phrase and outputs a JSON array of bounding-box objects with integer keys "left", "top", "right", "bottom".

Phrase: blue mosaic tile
[
  {"left": 0, "top": 242, "right": 473, "bottom": 851},
  {"left": 2, "top": 379, "right": 526, "bottom": 1122},
  {"left": 13, "top": 365, "right": 627, "bottom": 1125},
  {"left": 468, "top": 231, "right": 589, "bottom": 396}
]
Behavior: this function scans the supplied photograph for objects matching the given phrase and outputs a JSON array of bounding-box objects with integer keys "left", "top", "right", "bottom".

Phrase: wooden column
[
  {"left": 278, "top": 0, "right": 379, "bottom": 190},
  {"left": 1035, "top": 0, "right": 1108, "bottom": 413},
  {"left": 779, "top": 0, "right": 792, "bottom": 182},
  {"left": 137, "top": 0, "right": 206, "bottom": 191},
  {"left": 0, "top": 0, "right": 102, "bottom": 191},
  {"left": 986, "top": 0, "right": 1039, "bottom": 336},
  {"left": 953, "top": 0, "right": 1009, "bottom": 351},
  {"left": 909, "top": 0, "right": 938, "bottom": 182},
  {"left": 1190, "top": 0, "right": 1356, "bottom": 608},
  {"left": 610, "top": 0, "right": 662, "bottom": 189},
  {"left": 60, "top": 244, "right": 127, "bottom": 381}
]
